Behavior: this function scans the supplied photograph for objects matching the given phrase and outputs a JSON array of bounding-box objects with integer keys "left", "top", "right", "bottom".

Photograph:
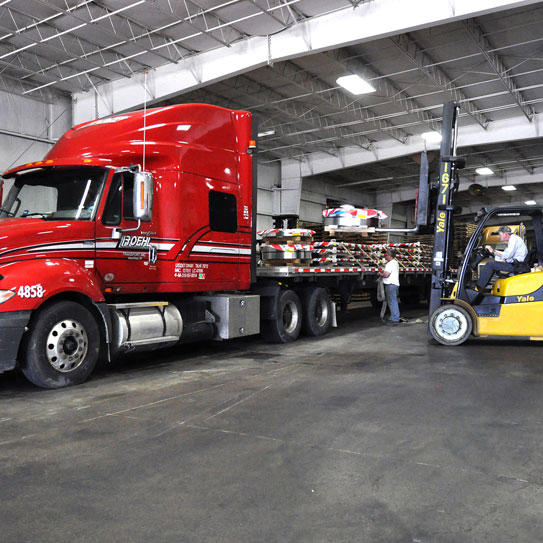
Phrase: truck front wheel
[
  {"left": 261, "top": 289, "right": 302, "bottom": 343},
  {"left": 21, "top": 301, "right": 100, "bottom": 389}
]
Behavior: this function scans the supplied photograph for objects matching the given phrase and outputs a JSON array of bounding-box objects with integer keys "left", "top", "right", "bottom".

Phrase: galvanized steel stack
[
  {"left": 311, "top": 241, "right": 433, "bottom": 269},
  {"left": 258, "top": 228, "right": 315, "bottom": 265}
]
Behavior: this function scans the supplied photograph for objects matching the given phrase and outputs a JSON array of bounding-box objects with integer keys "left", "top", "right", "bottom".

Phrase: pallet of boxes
[
  {"left": 311, "top": 205, "right": 433, "bottom": 271},
  {"left": 322, "top": 205, "right": 389, "bottom": 244},
  {"left": 309, "top": 205, "right": 389, "bottom": 267}
]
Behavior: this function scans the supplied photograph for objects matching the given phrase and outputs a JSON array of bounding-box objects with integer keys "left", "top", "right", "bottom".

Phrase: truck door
[
  {"left": 94, "top": 170, "right": 159, "bottom": 291},
  {"left": 177, "top": 172, "right": 246, "bottom": 291}
]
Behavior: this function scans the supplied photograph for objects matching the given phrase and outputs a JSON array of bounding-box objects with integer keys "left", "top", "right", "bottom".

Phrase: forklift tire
[
  {"left": 429, "top": 304, "right": 473, "bottom": 346},
  {"left": 261, "top": 289, "right": 302, "bottom": 343},
  {"left": 21, "top": 301, "right": 100, "bottom": 389},
  {"left": 300, "top": 287, "right": 332, "bottom": 337}
]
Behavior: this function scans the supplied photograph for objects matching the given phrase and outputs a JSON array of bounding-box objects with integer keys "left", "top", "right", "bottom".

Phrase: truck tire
[
  {"left": 261, "top": 289, "right": 302, "bottom": 343},
  {"left": 429, "top": 304, "right": 472, "bottom": 346},
  {"left": 338, "top": 291, "right": 352, "bottom": 313},
  {"left": 300, "top": 287, "right": 332, "bottom": 337},
  {"left": 400, "top": 293, "right": 420, "bottom": 306},
  {"left": 21, "top": 301, "right": 100, "bottom": 389}
]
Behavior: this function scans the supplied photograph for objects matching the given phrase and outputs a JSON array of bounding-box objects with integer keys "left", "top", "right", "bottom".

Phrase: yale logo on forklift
[
  {"left": 436, "top": 211, "right": 446, "bottom": 233},
  {"left": 517, "top": 295, "right": 535, "bottom": 302},
  {"left": 436, "top": 163, "right": 449, "bottom": 233},
  {"left": 117, "top": 235, "right": 151, "bottom": 250}
]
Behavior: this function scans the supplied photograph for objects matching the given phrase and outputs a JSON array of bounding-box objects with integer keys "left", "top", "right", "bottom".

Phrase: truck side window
[
  {"left": 102, "top": 172, "right": 137, "bottom": 226},
  {"left": 123, "top": 174, "right": 135, "bottom": 220},
  {"left": 102, "top": 174, "right": 122, "bottom": 226},
  {"left": 209, "top": 190, "right": 237, "bottom": 233}
]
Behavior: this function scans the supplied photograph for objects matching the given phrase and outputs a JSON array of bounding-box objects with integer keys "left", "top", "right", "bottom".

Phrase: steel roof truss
[
  {"left": 229, "top": 73, "right": 374, "bottom": 150},
  {"left": 271, "top": 60, "right": 408, "bottom": 144},
  {"left": 245, "top": 0, "right": 290, "bottom": 29},
  {"left": 323, "top": 48, "right": 443, "bottom": 134},
  {"left": 462, "top": 18, "right": 535, "bottom": 122},
  {"left": 391, "top": 33, "right": 491, "bottom": 129}
]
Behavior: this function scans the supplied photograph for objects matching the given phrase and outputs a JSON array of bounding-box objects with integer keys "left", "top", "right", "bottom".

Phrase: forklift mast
[{"left": 429, "top": 102, "right": 465, "bottom": 314}]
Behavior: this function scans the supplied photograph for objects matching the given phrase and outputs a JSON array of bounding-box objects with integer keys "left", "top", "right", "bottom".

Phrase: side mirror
[{"left": 133, "top": 171, "right": 153, "bottom": 221}]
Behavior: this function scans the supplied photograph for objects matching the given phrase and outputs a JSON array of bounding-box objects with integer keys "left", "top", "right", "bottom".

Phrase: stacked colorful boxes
[
  {"left": 311, "top": 241, "right": 432, "bottom": 268},
  {"left": 258, "top": 228, "right": 315, "bottom": 265},
  {"left": 322, "top": 205, "right": 388, "bottom": 229}
]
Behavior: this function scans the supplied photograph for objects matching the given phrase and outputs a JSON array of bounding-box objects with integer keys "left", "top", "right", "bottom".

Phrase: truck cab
[{"left": 0, "top": 104, "right": 257, "bottom": 388}]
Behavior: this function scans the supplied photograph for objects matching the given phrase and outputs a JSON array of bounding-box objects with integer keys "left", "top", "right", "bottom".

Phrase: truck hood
[{"left": 0, "top": 218, "right": 95, "bottom": 261}]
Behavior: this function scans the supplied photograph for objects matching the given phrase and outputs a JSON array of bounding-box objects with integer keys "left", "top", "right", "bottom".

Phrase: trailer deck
[{"left": 256, "top": 266, "right": 431, "bottom": 278}]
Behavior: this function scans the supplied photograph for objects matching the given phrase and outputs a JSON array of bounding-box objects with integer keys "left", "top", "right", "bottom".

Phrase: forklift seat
[
  {"left": 495, "top": 250, "right": 535, "bottom": 279},
  {"left": 491, "top": 271, "right": 543, "bottom": 297},
  {"left": 525, "top": 249, "right": 539, "bottom": 269}
]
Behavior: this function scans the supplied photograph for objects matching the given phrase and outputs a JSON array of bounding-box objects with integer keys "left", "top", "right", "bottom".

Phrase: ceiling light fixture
[
  {"left": 476, "top": 167, "right": 494, "bottom": 175},
  {"left": 421, "top": 131, "right": 442, "bottom": 143},
  {"left": 258, "top": 129, "right": 275, "bottom": 137},
  {"left": 501, "top": 185, "right": 517, "bottom": 191},
  {"left": 336, "top": 74, "right": 375, "bottom": 95},
  {"left": 525, "top": 200, "right": 537, "bottom": 205}
]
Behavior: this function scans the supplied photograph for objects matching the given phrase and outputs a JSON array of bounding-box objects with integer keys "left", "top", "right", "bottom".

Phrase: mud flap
[{"left": 0, "top": 310, "right": 32, "bottom": 373}]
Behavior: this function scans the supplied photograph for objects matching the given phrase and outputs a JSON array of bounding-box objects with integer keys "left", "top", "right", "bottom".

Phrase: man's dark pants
[{"left": 477, "top": 260, "right": 514, "bottom": 289}]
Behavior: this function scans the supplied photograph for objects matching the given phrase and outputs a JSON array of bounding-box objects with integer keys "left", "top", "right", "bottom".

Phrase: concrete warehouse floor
[{"left": 1, "top": 304, "right": 543, "bottom": 543}]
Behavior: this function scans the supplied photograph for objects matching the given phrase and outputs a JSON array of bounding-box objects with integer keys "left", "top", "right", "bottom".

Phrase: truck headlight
[{"left": 0, "top": 290, "right": 16, "bottom": 304}]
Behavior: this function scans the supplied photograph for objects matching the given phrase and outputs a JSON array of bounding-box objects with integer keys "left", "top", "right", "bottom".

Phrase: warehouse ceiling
[
  {"left": 168, "top": 3, "right": 543, "bottom": 204},
  {"left": 2, "top": 0, "right": 543, "bottom": 208},
  {"left": 180, "top": 5, "right": 543, "bottom": 161},
  {"left": 0, "top": 0, "right": 357, "bottom": 98},
  {"left": 167, "top": 2, "right": 543, "bottom": 210}
]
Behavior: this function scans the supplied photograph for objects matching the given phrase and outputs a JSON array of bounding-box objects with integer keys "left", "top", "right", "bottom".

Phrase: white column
[
  {"left": 376, "top": 193, "right": 395, "bottom": 229},
  {"left": 279, "top": 159, "right": 303, "bottom": 216}
]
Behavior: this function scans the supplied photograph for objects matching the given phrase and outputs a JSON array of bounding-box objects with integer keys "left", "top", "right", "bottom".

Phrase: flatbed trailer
[
  {"left": 256, "top": 265, "right": 431, "bottom": 312},
  {"left": 257, "top": 266, "right": 431, "bottom": 277}
]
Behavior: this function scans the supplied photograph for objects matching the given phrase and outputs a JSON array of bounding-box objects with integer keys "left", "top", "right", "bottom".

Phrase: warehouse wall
[
  {"left": 256, "top": 161, "right": 280, "bottom": 230},
  {"left": 0, "top": 93, "right": 71, "bottom": 172},
  {"left": 0, "top": 93, "right": 72, "bottom": 211}
]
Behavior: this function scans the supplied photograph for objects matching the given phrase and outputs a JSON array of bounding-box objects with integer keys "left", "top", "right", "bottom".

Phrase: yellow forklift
[{"left": 426, "top": 102, "right": 543, "bottom": 345}]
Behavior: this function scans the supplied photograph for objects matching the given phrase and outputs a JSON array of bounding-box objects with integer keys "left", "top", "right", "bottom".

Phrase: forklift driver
[{"left": 476, "top": 225, "right": 528, "bottom": 290}]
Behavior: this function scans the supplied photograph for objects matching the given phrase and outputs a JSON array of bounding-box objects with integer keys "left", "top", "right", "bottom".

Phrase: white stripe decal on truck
[{"left": 191, "top": 245, "right": 252, "bottom": 255}]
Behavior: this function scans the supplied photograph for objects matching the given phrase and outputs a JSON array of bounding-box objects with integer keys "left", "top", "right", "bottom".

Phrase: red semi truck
[{"left": 0, "top": 104, "right": 430, "bottom": 388}]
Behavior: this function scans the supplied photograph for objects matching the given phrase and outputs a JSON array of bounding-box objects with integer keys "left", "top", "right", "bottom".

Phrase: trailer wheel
[
  {"left": 21, "top": 301, "right": 100, "bottom": 389},
  {"left": 400, "top": 293, "right": 421, "bottom": 306},
  {"left": 369, "top": 290, "right": 381, "bottom": 310},
  {"left": 300, "top": 287, "right": 332, "bottom": 337},
  {"left": 429, "top": 304, "right": 472, "bottom": 346},
  {"left": 261, "top": 289, "right": 302, "bottom": 343}
]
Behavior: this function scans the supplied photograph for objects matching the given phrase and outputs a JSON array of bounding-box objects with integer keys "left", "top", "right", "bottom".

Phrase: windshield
[{"left": 1, "top": 167, "right": 107, "bottom": 221}]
